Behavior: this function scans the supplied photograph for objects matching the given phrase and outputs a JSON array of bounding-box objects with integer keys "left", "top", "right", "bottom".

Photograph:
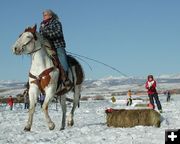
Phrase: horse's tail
[{"left": 67, "top": 55, "right": 84, "bottom": 85}]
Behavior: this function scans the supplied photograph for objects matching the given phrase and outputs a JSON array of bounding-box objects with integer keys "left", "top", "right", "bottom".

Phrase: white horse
[{"left": 12, "top": 25, "right": 84, "bottom": 131}]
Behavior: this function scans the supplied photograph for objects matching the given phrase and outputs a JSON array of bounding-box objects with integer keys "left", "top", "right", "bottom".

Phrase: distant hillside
[
  {"left": 83, "top": 75, "right": 180, "bottom": 96},
  {"left": 0, "top": 81, "right": 26, "bottom": 97},
  {"left": 84, "top": 76, "right": 180, "bottom": 88},
  {"left": 0, "top": 74, "right": 180, "bottom": 97}
]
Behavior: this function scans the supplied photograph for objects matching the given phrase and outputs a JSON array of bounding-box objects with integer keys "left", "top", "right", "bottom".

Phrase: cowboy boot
[
  {"left": 51, "top": 53, "right": 71, "bottom": 86},
  {"left": 52, "top": 55, "right": 67, "bottom": 82}
]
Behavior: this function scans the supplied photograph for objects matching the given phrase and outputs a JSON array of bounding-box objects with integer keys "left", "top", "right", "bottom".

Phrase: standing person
[
  {"left": 145, "top": 75, "right": 162, "bottom": 113},
  {"left": 7, "top": 95, "right": 14, "bottom": 110},
  {"left": 111, "top": 96, "right": 116, "bottom": 103},
  {"left": 39, "top": 93, "right": 45, "bottom": 108},
  {"left": 165, "top": 90, "right": 171, "bottom": 102},
  {"left": 126, "top": 90, "right": 132, "bottom": 106},
  {"left": 23, "top": 89, "right": 29, "bottom": 109},
  {"left": 39, "top": 9, "right": 69, "bottom": 84}
]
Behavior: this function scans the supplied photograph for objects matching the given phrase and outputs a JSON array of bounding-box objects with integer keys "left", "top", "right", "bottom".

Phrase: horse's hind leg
[
  {"left": 24, "top": 88, "right": 39, "bottom": 131},
  {"left": 67, "top": 85, "right": 81, "bottom": 127},
  {"left": 42, "top": 92, "right": 55, "bottom": 130},
  {"left": 59, "top": 94, "right": 67, "bottom": 130}
]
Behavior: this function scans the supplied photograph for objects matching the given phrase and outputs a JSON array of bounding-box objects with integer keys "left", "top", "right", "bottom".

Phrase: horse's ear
[
  {"left": 24, "top": 25, "right": 37, "bottom": 40},
  {"left": 24, "top": 27, "right": 31, "bottom": 32},
  {"left": 32, "top": 24, "right": 37, "bottom": 40}
]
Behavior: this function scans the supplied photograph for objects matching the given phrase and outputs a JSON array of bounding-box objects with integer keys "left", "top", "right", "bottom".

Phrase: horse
[{"left": 12, "top": 25, "right": 84, "bottom": 131}]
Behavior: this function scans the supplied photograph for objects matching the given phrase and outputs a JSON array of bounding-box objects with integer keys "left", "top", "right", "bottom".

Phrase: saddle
[{"left": 43, "top": 41, "right": 71, "bottom": 87}]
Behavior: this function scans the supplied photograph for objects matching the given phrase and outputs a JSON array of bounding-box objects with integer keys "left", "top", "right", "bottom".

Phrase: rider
[{"left": 39, "top": 9, "right": 68, "bottom": 84}]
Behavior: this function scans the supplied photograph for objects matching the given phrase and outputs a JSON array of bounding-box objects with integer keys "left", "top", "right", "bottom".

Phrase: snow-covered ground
[{"left": 0, "top": 94, "right": 180, "bottom": 144}]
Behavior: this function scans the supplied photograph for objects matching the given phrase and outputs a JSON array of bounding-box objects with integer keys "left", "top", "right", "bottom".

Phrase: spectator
[
  {"left": 39, "top": 93, "right": 45, "bottom": 108},
  {"left": 7, "top": 95, "right": 14, "bottom": 110},
  {"left": 165, "top": 90, "right": 171, "bottom": 102},
  {"left": 126, "top": 90, "right": 132, "bottom": 106},
  {"left": 145, "top": 75, "right": 162, "bottom": 113},
  {"left": 23, "top": 89, "right": 29, "bottom": 109}
]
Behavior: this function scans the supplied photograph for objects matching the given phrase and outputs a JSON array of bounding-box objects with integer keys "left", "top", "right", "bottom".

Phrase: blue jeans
[
  {"left": 148, "top": 93, "right": 162, "bottom": 110},
  {"left": 56, "top": 48, "right": 68, "bottom": 72}
]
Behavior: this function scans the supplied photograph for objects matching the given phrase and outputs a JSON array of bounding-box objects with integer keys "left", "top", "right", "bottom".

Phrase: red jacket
[
  {"left": 145, "top": 80, "right": 157, "bottom": 95},
  {"left": 7, "top": 97, "right": 14, "bottom": 106}
]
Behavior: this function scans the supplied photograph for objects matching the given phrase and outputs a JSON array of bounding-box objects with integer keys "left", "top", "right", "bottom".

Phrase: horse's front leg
[
  {"left": 42, "top": 90, "right": 55, "bottom": 130},
  {"left": 59, "top": 94, "right": 67, "bottom": 130},
  {"left": 24, "top": 87, "right": 39, "bottom": 131}
]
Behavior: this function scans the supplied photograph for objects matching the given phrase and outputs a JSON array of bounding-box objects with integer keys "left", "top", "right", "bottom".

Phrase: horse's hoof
[
  {"left": 68, "top": 120, "right": 74, "bottom": 127},
  {"left": 68, "top": 123, "right": 74, "bottom": 127},
  {"left": 60, "top": 127, "right": 65, "bottom": 131},
  {"left": 24, "top": 127, "right": 31, "bottom": 131},
  {"left": 49, "top": 122, "right": 55, "bottom": 130}
]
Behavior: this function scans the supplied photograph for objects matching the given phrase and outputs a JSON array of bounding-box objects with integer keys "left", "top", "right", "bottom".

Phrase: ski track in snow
[{"left": 0, "top": 95, "right": 180, "bottom": 144}]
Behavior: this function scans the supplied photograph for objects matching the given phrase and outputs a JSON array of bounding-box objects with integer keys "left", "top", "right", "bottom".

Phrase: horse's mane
[
  {"left": 23, "top": 25, "right": 51, "bottom": 47},
  {"left": 35, "top": 32, "right": 51, "bottom": 48}
]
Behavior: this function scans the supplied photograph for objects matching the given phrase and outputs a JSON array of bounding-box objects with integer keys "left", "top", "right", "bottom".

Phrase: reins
[
  {"left": 26, "top": 36, "right": 42, "bottom": 55},
  {"left": 27, "top": 46, "right": 41, "bottom": 55},
  {"left": 67, "top": 51, "right": 128, "bottom": 77}
]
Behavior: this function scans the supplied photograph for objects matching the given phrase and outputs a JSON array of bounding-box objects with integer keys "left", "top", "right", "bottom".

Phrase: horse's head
[{"left": 12, "top": 25, "right": 38, "bottom": 55}]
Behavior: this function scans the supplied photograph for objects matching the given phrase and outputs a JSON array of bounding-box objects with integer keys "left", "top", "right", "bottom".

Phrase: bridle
[
  {"left": 20, "top": 33, "right": 42, "bottom": 55},
  {"left": 27, "top": 41, "right": 42, "bottom": 55}
]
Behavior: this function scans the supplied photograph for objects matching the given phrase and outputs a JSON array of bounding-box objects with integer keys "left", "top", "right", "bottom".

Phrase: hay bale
[{"left": 105, "top": 109, "right": 161, "bottom": 128}]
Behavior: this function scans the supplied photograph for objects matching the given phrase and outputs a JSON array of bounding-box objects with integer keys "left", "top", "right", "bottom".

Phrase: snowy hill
[
  {"left": 158, "top": 73, "right": 180, "bottom": 79},
  {"left": 1, "top": 74, "right": 180, "bottom": 97},
  {"left": 0, "top": 80, "right": 25, "bottom": 89},
  {"left": 82, "top": 75, "right": 180, "bottom": 97},
  {"left": 84, "top": 74, "right": 180, "bottom": 88},
  {"left": 0, "top": 80, "right": 25, "bottom": 97}
]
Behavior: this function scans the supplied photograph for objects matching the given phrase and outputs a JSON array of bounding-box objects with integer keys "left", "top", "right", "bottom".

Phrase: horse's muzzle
[{"left": 12, "top": 47, "right": 22, "bottom": 55}]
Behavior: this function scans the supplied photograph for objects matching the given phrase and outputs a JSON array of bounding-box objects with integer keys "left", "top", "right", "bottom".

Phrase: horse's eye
[{"left": 27, "top": 36, "right": 32, "bottom": 38}]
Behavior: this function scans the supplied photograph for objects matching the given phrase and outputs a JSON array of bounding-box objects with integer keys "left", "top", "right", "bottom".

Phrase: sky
[{"left": 0, "top": 0, "right": 180, "bottom": 81}]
